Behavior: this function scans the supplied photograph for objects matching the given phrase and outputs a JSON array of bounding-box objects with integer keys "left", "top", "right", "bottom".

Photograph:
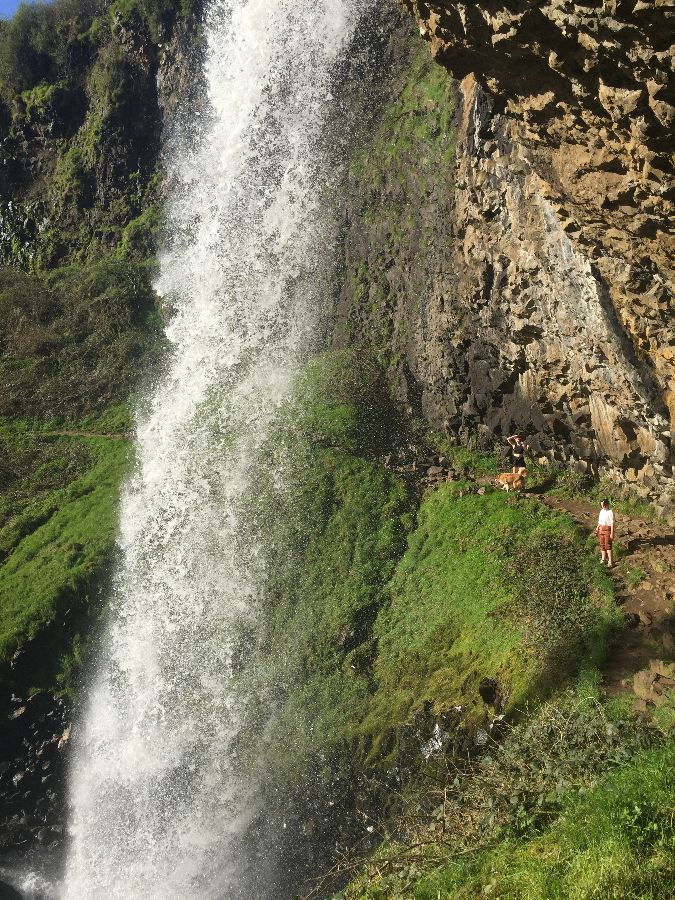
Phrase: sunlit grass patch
[
  {"left": 365, "top": 485, "right": 619, "bottom": 753},
  {"left": 0, "top": 432, "right": 131, "bottom": 690}
]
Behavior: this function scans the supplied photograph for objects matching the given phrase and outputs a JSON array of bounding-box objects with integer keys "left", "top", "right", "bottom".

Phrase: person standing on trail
[
  {"left": 595, "top": 498, "right": 614, "bottom": 568},
  {"left": 507, "top": 433, "right": 529, "bottom": 473}
]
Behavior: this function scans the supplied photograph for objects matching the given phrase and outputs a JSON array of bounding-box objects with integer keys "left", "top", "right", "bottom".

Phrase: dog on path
[{"left": 495, "top": 467, "right": 528, "bottom": 492}]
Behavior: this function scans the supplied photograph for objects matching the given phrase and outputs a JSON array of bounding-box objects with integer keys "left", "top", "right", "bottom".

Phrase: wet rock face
[
  {"left": 335, "top": 2, "right": 675, "bottom": 514},
  {"left": 0, "top": 690, "right": 70, "bottom": 856},
  {"left": 427, "top": 73, "right": 674, "bottom": 497}
]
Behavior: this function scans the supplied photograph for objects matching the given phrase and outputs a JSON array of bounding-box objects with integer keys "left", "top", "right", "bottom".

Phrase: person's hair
[{"left": 601, "top": 498, "right": 610, "bottom": 507}]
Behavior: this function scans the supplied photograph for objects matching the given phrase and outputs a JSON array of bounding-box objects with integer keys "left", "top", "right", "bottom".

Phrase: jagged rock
[
  {"left": 336, "top": 0, "right": 675, "bottom": 514},
  {"left": 633, "top": 663, "right": 675, "bottom": 706},
  {"left": 0, "top": 690, "right": 69, "bottom": 855}
]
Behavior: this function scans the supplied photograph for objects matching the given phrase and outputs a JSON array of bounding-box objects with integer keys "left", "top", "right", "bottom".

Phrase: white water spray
[{"left": 60, "top": 1, "right": 360, "bottom": 897}]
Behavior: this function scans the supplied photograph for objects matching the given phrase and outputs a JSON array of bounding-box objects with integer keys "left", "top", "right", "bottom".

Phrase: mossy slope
[
  {"left": 240, "top": 351, "right": 618, "bottom": 791},
  {"left": 0, "top": 0, "right": 188, "bottom": 696},
  {"left": 0, "top": 430, "right": 131, "bottom": 693}
]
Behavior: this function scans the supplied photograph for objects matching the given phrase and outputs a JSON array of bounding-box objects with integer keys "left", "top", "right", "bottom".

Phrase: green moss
[
  {"left": 0, "top": 0, "right": 196, "bottom": 269},
  {"left": 244, "top": 441, "right": 413, "bottom": 781},
  {"left": 0, "top": 256, "right": 165, "bottom": 423},
  {"left": 239, "top": 352, "right": 618, "bottom": 790},
  {"left": 0, "top": 250, "right": 162, "bottom": 691},
  {"left": 336, "top": 42, "right": 458, "bottom": 387},
  {"left": 291, "top": 349, "right": 404, "bottom": 455},
  {"left": 363, "top": 486, "right": 619, "bottom": 754},
  {"left": 0, "top": 432, "right": 131, "bottom": 691},
  {"left": 118, "top": 202, "right": 162, "bottom": 256},
  {"left": 348, "top": 47, "right": 455, "bottom": 193}
]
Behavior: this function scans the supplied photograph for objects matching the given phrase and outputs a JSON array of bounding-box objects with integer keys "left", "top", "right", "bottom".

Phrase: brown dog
[{"left": 495, "top": 467, "right": 528, "bottom": 492}]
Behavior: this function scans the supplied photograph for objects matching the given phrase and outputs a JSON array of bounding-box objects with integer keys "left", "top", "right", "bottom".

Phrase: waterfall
[{"left": 60, "top": 1, "right": 361, "bottom": 897}]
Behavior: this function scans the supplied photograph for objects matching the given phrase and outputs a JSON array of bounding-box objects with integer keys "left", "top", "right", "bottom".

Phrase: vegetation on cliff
[
  {"left": 0, "top": 431, "right": 130, "bottom": 693},
  {"left": 0, "top": 0, "right": 200, "bottom": 265},
  {"left": 0, "top": 0, "right": 199, "bottom": 696}
]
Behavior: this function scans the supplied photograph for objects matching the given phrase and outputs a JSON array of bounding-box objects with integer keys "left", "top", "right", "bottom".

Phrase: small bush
[
  {"left": 507, "top": 536, "right": 615, "bottom": 669},
  {"left": 338, "top": 685, "right": 671, "bottom": 900},
  {"left": 626, "top": 566, "right": 646, "bottom": 588}
]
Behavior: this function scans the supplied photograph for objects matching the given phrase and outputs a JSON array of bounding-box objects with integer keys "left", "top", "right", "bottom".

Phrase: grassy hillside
[
  {"left": 231, "top": 349, "right": 675, "bottom": 900},
  {"left": 238, "top": 351, "right": 619, "bottom": 793},
  {"left": 0, "top": 241, "right": 164, "bottom": 696}
]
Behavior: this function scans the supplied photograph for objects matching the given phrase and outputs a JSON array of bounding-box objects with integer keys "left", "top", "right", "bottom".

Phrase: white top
[{"left": 598, "top": 509, "right": 614, "bottom": 527}]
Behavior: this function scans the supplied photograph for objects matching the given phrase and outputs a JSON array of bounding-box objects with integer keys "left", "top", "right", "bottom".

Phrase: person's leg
[{"left": 607, "top": 544, "right": 613, "bottom": 568}]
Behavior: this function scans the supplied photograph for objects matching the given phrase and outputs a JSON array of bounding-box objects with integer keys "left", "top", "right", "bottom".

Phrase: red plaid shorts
[{"left": 599, "top": 526, "right": 612, "bottom": 551}]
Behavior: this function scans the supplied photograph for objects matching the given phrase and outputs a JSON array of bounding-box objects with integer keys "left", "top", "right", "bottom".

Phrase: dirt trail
[
  {"left": 25, "top": 430, "right": 132, "bottom": 439},
  {"left": 536, "top": 495, "right": 675, "bottom": 705}
]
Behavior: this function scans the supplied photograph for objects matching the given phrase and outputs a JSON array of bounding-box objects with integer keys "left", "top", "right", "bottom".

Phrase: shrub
[
  {"left": 338, "top": 684, "right": 671, "bottom": 900},
  {"left": 506, "top": 536, "right": 614, "bottom": 670},
  {"left": 0, "top": 3, "right": 58, "bottom": 101}
]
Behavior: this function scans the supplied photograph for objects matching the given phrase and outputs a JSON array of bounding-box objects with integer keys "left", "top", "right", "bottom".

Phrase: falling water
[{"left": 59, "top": 1, "right": 362, "bottom": 897}]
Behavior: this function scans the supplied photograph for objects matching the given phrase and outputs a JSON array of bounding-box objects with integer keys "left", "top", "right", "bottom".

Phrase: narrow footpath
[{"left": 538, "top": 496, "right": 675, "bottom": 710}]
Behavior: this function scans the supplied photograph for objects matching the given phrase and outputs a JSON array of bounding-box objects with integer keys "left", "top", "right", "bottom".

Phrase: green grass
[
  {"left": 0, "top": 257, "right": 165, "bottom": 424},
  {"left": 291, "top": 348, "right": 405, "bottom": 456},
  {"left": 0, "top": 255, "right": 154, "bottom": 694},
  {"left": 0, "top": 430, "right": 132, "bottom": 691},
  {"left": 415, "top": 740, "right": 675, "bottom": 900},
  {"left": 237, "top": 352, "right": 620, "bottom": 789},
  {"left": 365, "top": 485, "right": 619, "bottom": 753},
  {"left": 526, "top": 462, "right": 662, "bottom": 522},
  {"left": 239, "top": 433, "right": 414, "bottom": 782},
  {"left": 421, "top": 427, "right": 501, "bottom": 478},
  {"left": 626, "top": 566, "right": 646, "bottom": 588}
]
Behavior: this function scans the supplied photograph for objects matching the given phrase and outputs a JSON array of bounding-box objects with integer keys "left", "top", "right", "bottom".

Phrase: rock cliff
[{"left": 335, "top": 0, "right": 675, "bottom": 515}]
